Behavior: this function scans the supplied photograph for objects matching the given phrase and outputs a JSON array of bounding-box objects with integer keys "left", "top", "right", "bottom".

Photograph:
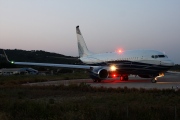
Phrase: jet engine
[{"left": 89, "top": 67, "right": 109, "bottom": 79}]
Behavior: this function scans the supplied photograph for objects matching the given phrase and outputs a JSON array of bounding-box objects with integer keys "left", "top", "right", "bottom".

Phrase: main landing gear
[
  {"left": 93, "top": 79, "right": 102, "bottom": 83},
  {"left": 120, "top": 75, "right": 129, "bottom": 81}
]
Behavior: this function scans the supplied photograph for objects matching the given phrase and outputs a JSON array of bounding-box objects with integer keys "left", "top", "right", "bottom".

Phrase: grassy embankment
[
  {"left": 0, "top": 72, "right": 89, "bottom": 85},
  {"left": 0, "top": 73, "right": 180, "bottom": 120}
]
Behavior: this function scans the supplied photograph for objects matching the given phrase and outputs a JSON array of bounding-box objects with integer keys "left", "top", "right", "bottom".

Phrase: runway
[{"left": 25, "top": 71, "right": 180, "bottom": 90}]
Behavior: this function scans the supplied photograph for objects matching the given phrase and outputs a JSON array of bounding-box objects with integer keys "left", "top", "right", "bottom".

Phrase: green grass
[
  {"left": 0, "top": 85, "right": 179, "bottom": 120},
  {"left": 0, "top": 74, "right": 180, "bottom": 120},
  {"left": 0, "top": 72, "right": 89, "bottom": 85}
]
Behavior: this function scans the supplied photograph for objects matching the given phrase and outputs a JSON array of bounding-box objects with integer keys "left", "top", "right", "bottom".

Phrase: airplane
[{"left": 4, "top": 26, "right": 174, "bottom": 83}]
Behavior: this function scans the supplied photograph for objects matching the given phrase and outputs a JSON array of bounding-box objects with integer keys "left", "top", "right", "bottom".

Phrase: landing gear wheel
[
  {"left": 97, "top": 79, "right": 102, "bottom": 82},
  {"left": 124, "top": 76, "right": 129, "bottom": 81},
  {"left": 120, "top": 76, "right": 129, "bottom": 81},
  {"left": 120, "top": 76, "right": 124, "bottom": 81},
  {"left": 93, "top": 79, "right": 97, "bottom": 82},
  {"left": 151, "top": 78, "right": 157, "bottom": 83},
  {"left": 93, "top": 79, "right": 102, "bottom": 83}
]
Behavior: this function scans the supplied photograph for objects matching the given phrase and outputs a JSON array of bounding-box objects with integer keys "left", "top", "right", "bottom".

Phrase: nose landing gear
[
  {"left": 151, "top": 78, "right": 157, "bottom": 83},
  {"left": 151, "top": 73, "right": 164, "bottom": 83}
]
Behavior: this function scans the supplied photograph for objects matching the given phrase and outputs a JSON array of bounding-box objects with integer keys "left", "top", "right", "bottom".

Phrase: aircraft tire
[
  {"left": 151, "top": 78, "right": 157, "bottom": 83},
  {"left": 97, "top": 79, "right": 102, "bottom": 82},
  {"left": 120, "top": 76, "right": 124, "bottom": 81},
  {"left": 124, "top": 76, "right": 129, "bottom": 81},
  {"left": 93, "top": 79, "right": 97, "bottom": 82},
  {"left": 120, "top": 76, "right": 128, "bottom": 81}
]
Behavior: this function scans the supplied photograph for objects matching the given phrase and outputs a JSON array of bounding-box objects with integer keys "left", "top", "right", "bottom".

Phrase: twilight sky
[{"left": 0, "top": 0, "right": 180, "bottom": 64}]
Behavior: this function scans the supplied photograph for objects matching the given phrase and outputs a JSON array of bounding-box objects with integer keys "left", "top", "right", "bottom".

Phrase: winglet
[{"left": 3, "top": 50, "right": 14, "bottom": 63}]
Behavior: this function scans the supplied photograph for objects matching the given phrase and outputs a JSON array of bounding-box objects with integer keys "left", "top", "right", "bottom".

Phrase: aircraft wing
[
  {"left": 3, "top": 50, "right": 94, "bottom": 69},
  {"left": 11, "top": 61, "right": 92, "bottom": 69}
]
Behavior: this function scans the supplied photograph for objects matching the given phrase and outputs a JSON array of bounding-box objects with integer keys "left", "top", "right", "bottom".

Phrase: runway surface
[{"left": 25, "top": 71, "right": 180, "bottom": 90}]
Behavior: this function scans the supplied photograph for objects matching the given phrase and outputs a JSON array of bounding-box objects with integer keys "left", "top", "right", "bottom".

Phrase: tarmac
[{"left": 25, "top": 71, "right": 180, "bottom": 90}]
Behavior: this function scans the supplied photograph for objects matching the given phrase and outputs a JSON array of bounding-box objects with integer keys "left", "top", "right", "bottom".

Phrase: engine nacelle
[
  {"left": 98, "top": 69, "right": 109, "bottom": 78},
  {"left": 90, "top": 67, "right": 109, "bottom": 79}
]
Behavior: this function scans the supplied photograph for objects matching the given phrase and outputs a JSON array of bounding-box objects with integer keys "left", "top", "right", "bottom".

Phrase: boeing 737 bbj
[{"left": 4, "top": 26, "right": 174, "bottom": 83}]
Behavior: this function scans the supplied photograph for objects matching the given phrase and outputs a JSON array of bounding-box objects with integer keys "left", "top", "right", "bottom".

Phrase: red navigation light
[
  {"left": 117, "top": 48, "right": 123, "bottom": 53},
  {"left": 113, "top": 74, "right": 116, "bottom": 77},
  {"left": 118, "top": 50, "right": 122, "bottom": 53}
]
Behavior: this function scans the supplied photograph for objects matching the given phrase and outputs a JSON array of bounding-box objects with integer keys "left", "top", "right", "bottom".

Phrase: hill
[
  {"left": 170, "top": 64, "right": 180, "bottom": 71},
  {"left": 0, "top": 49, "right": 82, "bottom": 68}
]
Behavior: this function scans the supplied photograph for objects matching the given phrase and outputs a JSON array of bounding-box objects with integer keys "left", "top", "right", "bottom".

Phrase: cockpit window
[
  {"left": 158, "top": 55, "right": 165, "bottom": 58},
  {"left": 152, "top": 54, "right": 167, "bottom": 59},
  {"left": 155, "top": 55, "right": 158, "bottom": 58}
]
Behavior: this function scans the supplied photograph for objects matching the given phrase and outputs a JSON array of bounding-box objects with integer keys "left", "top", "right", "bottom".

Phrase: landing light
[
  {"left": 11, "top": 61, "right": 14, "bottom": 64},
  {"left": 155, "top": 73, "right": 164, "bottom": 80},
  {"left": 110, "top": 65, "right": 117, "bottom": 71}
]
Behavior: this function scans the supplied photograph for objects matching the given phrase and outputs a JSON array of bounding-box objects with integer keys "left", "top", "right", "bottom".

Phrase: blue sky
[{"left": 0, "top": 0, "right": 180, "bottom": 63}]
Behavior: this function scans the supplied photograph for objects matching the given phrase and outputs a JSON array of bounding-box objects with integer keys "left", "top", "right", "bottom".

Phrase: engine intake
[
  {"left": 98, "top": 69, "right": 108, "bottom": 78},
  {"left": 90, "top": 67, "right": 109, "bottom": 79}
]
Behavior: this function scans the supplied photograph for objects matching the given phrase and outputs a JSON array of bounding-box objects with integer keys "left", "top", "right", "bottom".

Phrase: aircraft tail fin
[{"left": 76, "top": 26, "right": 92, "bottom": 57}]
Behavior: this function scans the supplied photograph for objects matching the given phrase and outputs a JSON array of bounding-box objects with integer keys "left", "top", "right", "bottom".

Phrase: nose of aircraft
[{"left": 162, "top": 60, "right": 174, "bottom": 66}]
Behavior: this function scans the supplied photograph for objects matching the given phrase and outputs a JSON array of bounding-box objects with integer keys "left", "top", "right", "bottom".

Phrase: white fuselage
[
  {"left": 80, "top": 49, "right": 174, "bottom": 66},
  {"left": 79, "top": 49, "right": 174, "bottom": 76}
]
